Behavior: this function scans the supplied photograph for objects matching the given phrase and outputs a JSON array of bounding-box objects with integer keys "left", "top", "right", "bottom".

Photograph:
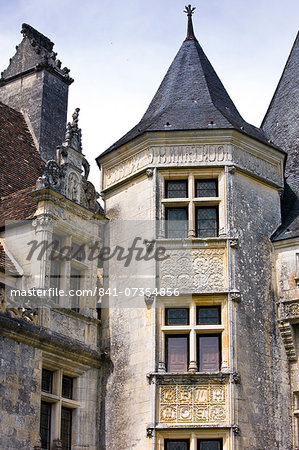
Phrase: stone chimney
[{"left": 0, "top": 23, "right": 73, "bottom": 161}]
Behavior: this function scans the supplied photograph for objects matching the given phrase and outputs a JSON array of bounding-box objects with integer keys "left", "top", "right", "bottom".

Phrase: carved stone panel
[
  {"left": 159, "top": 383, "right": 228, "bottom": 424},
  {"left": 159, "top": 248, "right": 226, "bottom": 292},
  {"left": 102, "top": 143, "right": 283, "bottom": 189},
  {"left": 280, "top": 300, "right": 299, "bottom": 320}
]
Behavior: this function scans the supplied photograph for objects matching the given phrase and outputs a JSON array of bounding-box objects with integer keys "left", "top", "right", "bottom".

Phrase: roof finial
[{"left": 184, "top": 5, "right": 197, "bottom": 41}]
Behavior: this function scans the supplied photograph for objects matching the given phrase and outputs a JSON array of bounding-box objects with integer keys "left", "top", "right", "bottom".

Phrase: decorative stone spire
[
  {"left": 63, "top": 108, "right": 83, "bottom": 153},
  {"left": 184, "top": 4, "right": 197, "bottom": 41}
]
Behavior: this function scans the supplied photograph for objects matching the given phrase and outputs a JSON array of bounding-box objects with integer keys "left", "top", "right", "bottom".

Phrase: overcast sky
[{"left": 0, "top": 0, "right": 298, "bottom": 188}]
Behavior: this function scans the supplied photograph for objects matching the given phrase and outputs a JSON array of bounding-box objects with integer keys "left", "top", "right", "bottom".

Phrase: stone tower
[
  {"left": 0, "top": 23, "right": 73, "bottom": 161},
  {"left": 97, "top": 7, "right": 292, "bottom": 450}
]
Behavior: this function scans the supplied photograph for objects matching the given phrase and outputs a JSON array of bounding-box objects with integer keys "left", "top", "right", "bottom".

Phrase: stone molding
[
  {"left": 278, "top": 321, "right": 297, "bottom": 361},
  {"left": 101, "top": 139, "right": 284, "bottom": 190}
]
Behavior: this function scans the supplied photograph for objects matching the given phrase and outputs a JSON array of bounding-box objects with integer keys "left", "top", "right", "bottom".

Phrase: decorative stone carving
[
  {"left": 32, "top": 215, "right": 54, "bottom": 232},
  {"left": 146, "top": 426, "right": 154, "bottom": 437},
  {"left": 36, "top": 160, "right": 66, "bottom": 191},
  {"left": 229, "top": 238, "right": 238, "bottom": 248},
  {"left": 228, "top": 165, "right": 236, "bottom": 174},
  {"left": 231, "top": 372, "right": 241, "bottom": 384},
  {"left": 278, "top": 321, "right": 296, "bottom": 361},
  {"left": 281, "top": 300, "right": 299, "bottom": 319},
  {"left": 159, "top": 383, "right": 228, "bottom": 424},
  {"left": 67, "top": 172, "right": 80, "bottom": 202},
  {"left": 159, "top": 248, "right": 226, "bottom": 292},
  {"left": 231, "top": 290, "right": 241, "bottom": 303},
  {"left": 144, "top": 294, "right": 155, "bottom": 308},
  {"left": 102, "top": 142, "right": 283, "bottom": 189},
  {"left": 63, "top": 108, "right": 82, "bottom": 153},
  {"left": 82, "top": 158, "right": 90, "bottom": 180},
  {"left": 232, "top": 424, "right": 240, "bottom": 434},
  {"left": 146, "top": 168, "right": 154, "bottom": 177},
  {"left": 232, "top": 145, "right": 281, "bottom": 185},
  {"left": 158, "top": 361, "right": 166, "bottom": 373},
  {"left": 81, "top": 178, "right": 100, "bottom": 213}
]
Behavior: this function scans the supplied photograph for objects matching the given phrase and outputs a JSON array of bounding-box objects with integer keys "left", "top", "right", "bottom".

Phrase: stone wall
[
  {"left": 0, "top": 336, "right": 41, "bottom": 449},
  {"left": 231, "top": 173, "right": 292, "bottom": 449}
]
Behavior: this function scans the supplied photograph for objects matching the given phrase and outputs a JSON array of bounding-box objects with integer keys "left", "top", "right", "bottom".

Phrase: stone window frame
[
  {"left": 159, "top": 168, "right": 226, "bottom": 239},
  {"left": 158, "top": 295, "right": 229, "bottom": 373},
  {"left": 156, "top": 430, "right": 229, "bottom": 450},
  {"left": 40, "top": 366, "right": 80, "bottom": 449},
  {"left": 293, "top": 391, "right": 299, "bottom": 449},
  {"left": 49, "top": 231, "right": 89, "bottom": 311}
]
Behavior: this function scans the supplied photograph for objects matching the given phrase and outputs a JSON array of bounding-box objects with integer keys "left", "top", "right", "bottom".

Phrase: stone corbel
[
  {"left": 146, "top": 426, "right": 154, "bottom": 437},
  {"left": 231, "top": 371, "right": 241, "bottom": 384},
  {"left": 232, "top": 424, "right": 240, "bottom": 434},
  {"left": 228, "top": 165, "right": 236, "bottom": 174},
  {"left": 32, "top": 215, "right": 54, "bottom": 233},
  {"left": 144, "top": 239, "right": 155, "bottom": 253},
  {"left": 144, "top": 294, "right": 155, "bottom": 308},
  {"left": 229, "top": 238, "right": 239, "bottom": 248},
  {"left": 230, "top": 290, "right": 241, "bottom": 303},
  {"left": 146, "top": 168, "right": 154, "bottom": 177}
]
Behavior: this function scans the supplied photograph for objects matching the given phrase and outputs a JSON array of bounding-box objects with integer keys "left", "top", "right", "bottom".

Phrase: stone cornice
[
  {"left": 99, "top": 130, "right": 284, "bottom": 192},
  {"left": 0, "top": 312, "right": 102, "bottom": 368}
]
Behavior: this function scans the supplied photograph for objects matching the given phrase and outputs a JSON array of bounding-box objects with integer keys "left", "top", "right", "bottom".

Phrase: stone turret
[{"left": 0, "top": 23, "right": 73, "bottom": 161}]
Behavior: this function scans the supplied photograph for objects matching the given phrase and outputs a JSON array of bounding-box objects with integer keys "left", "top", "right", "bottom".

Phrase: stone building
[
  {"left": 0, "top": 8, "right": 298, "bottom": 450},
  {"left": 96, "top": 7, "right": 298, "bottom": 450},
  {"left": 0, "top": 24, "right": 106, "bottom": 449}
]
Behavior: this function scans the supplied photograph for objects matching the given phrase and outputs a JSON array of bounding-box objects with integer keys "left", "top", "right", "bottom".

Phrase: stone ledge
[{"left": 0, "top": 311, "right": 102, "bottom": 368}]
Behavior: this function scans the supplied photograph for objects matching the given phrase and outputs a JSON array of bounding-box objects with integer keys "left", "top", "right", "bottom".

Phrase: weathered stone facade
[{"left": 0, "top": 12, "right": 298, "bottom": 450}]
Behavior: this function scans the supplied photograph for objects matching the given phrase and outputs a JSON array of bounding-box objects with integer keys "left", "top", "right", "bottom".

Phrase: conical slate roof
[
  {"left": 101, "top": 10, "right": 268, "bottom": 156},
  {"left": 263, "top": 32, "right": 299, "bottom": 241}
]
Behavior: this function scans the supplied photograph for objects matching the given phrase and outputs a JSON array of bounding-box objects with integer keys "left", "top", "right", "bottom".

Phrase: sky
[{"left": 0, "top": 0, "right": 298, "bottom": 188}]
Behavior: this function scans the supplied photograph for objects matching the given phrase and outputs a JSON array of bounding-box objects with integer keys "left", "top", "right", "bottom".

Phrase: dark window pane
[
  {"left": 196, "top": 207, "right": 218, "bottom": 237},
  {"left": 70, "top": 267, "right": 81, "bottom": 311},
  {"left": 198, "top": 335, "right": 221, "bottom": 372},
  {"left": 166, "top": 308, "right": 189, "bottom": 325},
  {"left": 166, "top": 180, "right": 188, "bottom": 198},
  {"left": 166, "top": 208, "right": 188, "bottom": 238},
  {"left": 197, "top": 307, "right": 221, "bottom": 325},
  {"left": 198, "top": 439, "right": 222, "bottom": 450},
  {"left": 50, "top": 259, "right": 61, "bottom": 302},
  {"left": 62, "top": 376, "right": 73, "bottom": 399},
  {"left": 41, "top": 369, "right": 53, "bottom": 393},
  {"left": 52, "top": 233, "right": 63, "bottom": 252},
  {"left": 61, "top": 407, "right": 72, "bottom": 450},
  {"left": 195, "top": 179, "right": 218, "bottom": 197},
  {"left": 40, "top": 401, "right": 51, "bottom": 450},
  {"left": 166, "top": 335, "right": 188, "bottom": 372},
  {"left": 165, "top": 439, "right": 190, "bottom": 450},
  {"left": 71, "top": 243, "right": 85, "bottom": 262}
]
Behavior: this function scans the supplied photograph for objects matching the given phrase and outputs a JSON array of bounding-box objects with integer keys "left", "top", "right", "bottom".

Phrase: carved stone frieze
[
  {"left": 102, "top": 142, "right": 283, "bottom": 189},
  {"left": 159, "top": 383, "right": 228, "bottom": 424},
  {"left": 159, "top": 248, "right": 226, "bottom": 292},
  {"left": 280, "top": 300, "right": 299, "bottom": 320},
  {"left": 232, "top": 145, "right": 281, "bottom": 185}
]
